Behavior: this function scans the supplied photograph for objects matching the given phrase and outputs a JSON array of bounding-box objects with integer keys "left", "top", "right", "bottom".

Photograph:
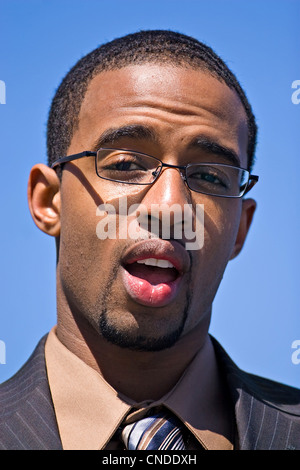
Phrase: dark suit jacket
[{"left": 0, "top": 335, "right": 299, "bottom": 450}]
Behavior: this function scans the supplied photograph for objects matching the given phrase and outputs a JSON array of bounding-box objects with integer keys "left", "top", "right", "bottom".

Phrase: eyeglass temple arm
[
  {"left": 51, "top": 151, "right": 96, "bottom": 169},
  {"left": 243, "top": 174, "right": 259, "bottom": 196}
]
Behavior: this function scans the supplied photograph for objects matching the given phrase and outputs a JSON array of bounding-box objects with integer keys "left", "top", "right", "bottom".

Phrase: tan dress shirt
[{"left": 45, "top": 327, "right": 234, "bottom": 450}]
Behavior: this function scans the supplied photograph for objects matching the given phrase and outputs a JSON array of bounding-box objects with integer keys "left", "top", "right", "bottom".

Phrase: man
[{"left": 0, "top": 30, "right": 299, "bottom": 451}]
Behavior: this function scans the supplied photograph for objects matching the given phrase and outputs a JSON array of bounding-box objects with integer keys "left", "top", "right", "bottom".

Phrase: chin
[{"left": 98, "top": 305, "right": 189, "bottom": 352}]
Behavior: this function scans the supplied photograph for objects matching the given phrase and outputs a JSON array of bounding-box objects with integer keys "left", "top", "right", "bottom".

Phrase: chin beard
[
  {"left": 98, "top": 296, "right": 190, "bottom": 352},
  {"left": 95, "top": 253, "right": 192, "bottom": 351}
]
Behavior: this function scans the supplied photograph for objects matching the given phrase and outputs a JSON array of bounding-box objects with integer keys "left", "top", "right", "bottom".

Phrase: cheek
[
  {"left": 182, "top": 203, "right": 242, "bottom": 332},
  {"left": 195, "top": 201, "right": 242, "bottom": 278},
  {"left": 209, "top": 198, "right": 241, "bottom": 240},
  {"left": 57, "top": 208, "right": 122, "bottom": 324},
  {"left": 58, "top": 182, "right": 108, "bottom": 290}
]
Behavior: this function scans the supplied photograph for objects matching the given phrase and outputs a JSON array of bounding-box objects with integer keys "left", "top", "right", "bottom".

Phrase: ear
[
  {"left": 229, "top": 198, "right": 257, "bottom": 260},
  {"left": 27, "top": 164, "right": 61, "bottom": 237}
]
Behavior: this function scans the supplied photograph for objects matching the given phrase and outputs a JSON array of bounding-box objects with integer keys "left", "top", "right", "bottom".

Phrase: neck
[{"left": 56, "top": 304, "right": 211, "bottom": 402}]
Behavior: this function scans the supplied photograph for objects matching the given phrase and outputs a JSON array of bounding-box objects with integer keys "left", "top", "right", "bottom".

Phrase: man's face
[{"left": 56, "top": 64, "right": 251, "bottom": 351}]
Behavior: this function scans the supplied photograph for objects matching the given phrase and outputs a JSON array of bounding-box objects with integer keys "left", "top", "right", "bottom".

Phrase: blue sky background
[{"left": 0, "top": 0, "right": 299, "bottom": 387}]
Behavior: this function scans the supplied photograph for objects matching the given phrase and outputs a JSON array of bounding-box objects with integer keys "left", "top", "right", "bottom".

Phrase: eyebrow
[
  {"left": 91, "top": 124, "right": 241, "bottom": 168},
  {"left": 188, "top": 136, "right": 241, "bottom": 168},
  {"left": 91, "top": 124, "right": 157, "bottom": 151}
]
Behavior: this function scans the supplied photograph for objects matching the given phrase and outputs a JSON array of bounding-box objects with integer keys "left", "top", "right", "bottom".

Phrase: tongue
[{"left": 126, "top": 263, "right": 178, "bottom": 285}]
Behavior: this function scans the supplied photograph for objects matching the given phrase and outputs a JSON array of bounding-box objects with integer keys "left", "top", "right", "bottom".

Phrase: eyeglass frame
[{"left": 51, "top": 147, "right": 259, "bottom": 198}]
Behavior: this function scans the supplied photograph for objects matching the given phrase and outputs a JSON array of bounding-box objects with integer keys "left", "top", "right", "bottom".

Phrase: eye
[
  {"left": 112, "top": 159, "right": 146, "bottom": 171},
  {"left": 96, "top": 150, "right": 161, "bottom": 184},
  {"left": 100, "top": 154, "right": 149, "bottom": 173},
  {"left": 197, "top": 172, "right": 222, "bottom": 184},
  {"left": 101, "top": 151, "right": 151, "bottom": 170},
  {"left": 189, "top": 167, "right": 229, "bottom": 187},
  {"left": 97, "top": 151, "right": 157, "bottom": 184}
]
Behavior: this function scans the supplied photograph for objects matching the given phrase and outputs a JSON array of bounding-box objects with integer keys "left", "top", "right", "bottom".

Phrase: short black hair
[{"left": 47, "top": 29, "right": 257, "bottom": 171}]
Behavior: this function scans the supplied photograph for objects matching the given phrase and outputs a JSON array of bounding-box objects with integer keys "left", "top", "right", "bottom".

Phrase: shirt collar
[{"left": 45, "top": 326, "right": 233, "bottom": 450}]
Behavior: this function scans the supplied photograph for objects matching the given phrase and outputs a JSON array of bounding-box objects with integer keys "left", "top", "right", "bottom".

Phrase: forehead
[{"left": 70, "top": 64, "right": 248, "bottom": 166}]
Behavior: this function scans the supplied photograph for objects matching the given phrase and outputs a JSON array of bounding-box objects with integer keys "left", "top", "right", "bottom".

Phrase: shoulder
[
  {"left": 0, "top": 335, "right": 48, "bottom": 412},
  {"left": 0, "top": 335, "right": 62, "bottom": 450},
  {"left": 241, "top": 370, "right": 300, "bottom": 412},
  {"left": 211, "top": 336, "right": 300, "bottom": 449},
  {"left": 211, "top": 336, "right": 300, "bottom": 413}
]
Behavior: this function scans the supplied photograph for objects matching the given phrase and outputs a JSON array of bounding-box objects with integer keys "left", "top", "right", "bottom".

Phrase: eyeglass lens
[{"left": 96, "top": 149, "right": 249, "bottom": 197}]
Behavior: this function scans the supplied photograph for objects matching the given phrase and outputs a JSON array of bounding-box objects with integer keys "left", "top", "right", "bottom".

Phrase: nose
[
  {"left": 145, "top": 165, "right": 191, "bottom": 207},
  {"left": 138, "top": 165, "right": 193, "bottom": 240}
]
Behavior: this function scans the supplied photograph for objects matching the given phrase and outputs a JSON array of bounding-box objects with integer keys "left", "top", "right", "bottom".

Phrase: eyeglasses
[{"left": 51, "top": 148, "right": 259, "bottom": 198}]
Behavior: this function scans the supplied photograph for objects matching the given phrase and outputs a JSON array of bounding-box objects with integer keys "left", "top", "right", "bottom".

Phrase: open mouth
[
  {"left": 121, "top": 240, "right": 190, "bottom": 308},
  {"left": 125, "top": 258, "right": 179, "bottom": 285}
]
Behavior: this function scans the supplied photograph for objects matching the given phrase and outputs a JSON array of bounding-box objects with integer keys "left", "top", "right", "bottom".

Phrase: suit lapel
[
  {"left": 211, "top": 336, "right": 300, "bottom": 450},
  {"left": 234, "top": 385, "right": 300, "bottom": 450},
  {"left": 0, "top": 336, "right": 62, "bottom": 450},
  {"left": 2, "top": 333, "right": 299, "bottom": 450}
]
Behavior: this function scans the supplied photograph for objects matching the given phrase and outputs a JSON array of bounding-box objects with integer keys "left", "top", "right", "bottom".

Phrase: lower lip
[{"left": 121, "top": 267, "right": 183, "bottom": 308}]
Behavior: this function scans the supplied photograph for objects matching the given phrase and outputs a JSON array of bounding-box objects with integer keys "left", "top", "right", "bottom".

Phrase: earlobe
[
  {"left": 27, "top": 164, "right": 61, "bottom": 237},
  {"left": 229, "top": 198, "right": 257, "bottom": 260}
]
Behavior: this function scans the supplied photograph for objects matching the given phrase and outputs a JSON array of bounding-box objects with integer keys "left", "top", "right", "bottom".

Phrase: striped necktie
[{"left": 121, "top": 411, "right": 186, "bottom": 450}]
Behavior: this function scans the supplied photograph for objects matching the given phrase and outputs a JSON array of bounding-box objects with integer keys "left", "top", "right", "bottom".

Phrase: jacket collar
[{"left": 211, "top": 336, "right": 300, "bottom": 450}]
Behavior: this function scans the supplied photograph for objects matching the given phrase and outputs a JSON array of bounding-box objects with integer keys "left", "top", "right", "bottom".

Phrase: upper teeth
[{"left": 136, "top": 258, "right": 175, "bottom": 268}]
